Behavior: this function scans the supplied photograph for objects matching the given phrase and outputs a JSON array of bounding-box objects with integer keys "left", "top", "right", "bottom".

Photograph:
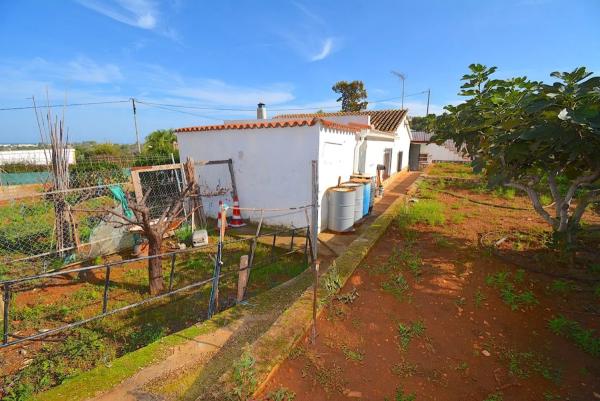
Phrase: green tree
[
  {"left": 433, "top": 64, "right": 600, "bottom": 247},
  {"left": 410, "top": 115, "right": 436, "bottom": 132},
  {"left": 332, "top": 80, "right": 368, "bottom": 111},
  {"left": 143, "top": 129, "right": 178, "bottom": 158}
]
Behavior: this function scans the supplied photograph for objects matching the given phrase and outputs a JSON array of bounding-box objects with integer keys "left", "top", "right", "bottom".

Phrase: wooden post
[
  {"left": 227, "top": 159, "right": 239, "bottom": 200},
  {"left": 184, "top": 157, "right": 206, "bottom": 229},
  {"left": 237, "top": 255, "right": 249, "bottom": 303}
]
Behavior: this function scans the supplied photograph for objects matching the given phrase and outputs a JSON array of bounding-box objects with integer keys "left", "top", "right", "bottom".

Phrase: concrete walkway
[{"left": 79, "top": 171, "right": 420, "bottom": 401}]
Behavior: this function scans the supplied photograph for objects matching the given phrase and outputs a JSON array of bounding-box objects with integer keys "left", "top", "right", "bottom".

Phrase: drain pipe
[{"left": 353, "top": 130, "right": 367, "bottom": 175}]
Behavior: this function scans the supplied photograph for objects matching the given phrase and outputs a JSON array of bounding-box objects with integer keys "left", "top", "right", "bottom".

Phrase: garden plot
[{"left": 259, "top": 163, "right": 600, "bottom": 401}]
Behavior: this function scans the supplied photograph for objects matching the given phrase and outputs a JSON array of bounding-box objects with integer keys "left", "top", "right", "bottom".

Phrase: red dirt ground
[{"left": 261, "top": 181, "right": 600, "bottom": 401}]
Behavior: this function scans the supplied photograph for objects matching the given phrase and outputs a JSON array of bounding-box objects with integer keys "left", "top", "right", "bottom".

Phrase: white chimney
[{"left": 257, "top": 103, "right": 267, "bottom": 120}]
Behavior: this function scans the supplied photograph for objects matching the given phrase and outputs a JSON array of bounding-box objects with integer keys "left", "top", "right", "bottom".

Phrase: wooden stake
[{"left": 237, "top": 255, "right": 249, "bottom": 303}]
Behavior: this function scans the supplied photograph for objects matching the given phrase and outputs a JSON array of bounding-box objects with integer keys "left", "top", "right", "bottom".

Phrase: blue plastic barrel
[{"left": 362, "top": 182, "right": 370, "bottom": 216}]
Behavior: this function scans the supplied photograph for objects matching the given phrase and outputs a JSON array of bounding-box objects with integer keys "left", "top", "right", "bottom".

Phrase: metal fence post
[
  {"left": 208, "top": 203, "right": 226, "bottom": 319},
  {"left": 102, "top": 265, "right": 111, "bottom": 314},
  {"left": 168, "top": 253, "right": 176, "bottom": 292},
  {"left": 3, "top": 284, "right": 10, "bottom": 345}
]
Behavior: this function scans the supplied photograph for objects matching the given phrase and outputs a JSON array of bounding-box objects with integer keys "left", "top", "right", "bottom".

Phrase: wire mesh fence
[
  {"left": 0, "top": 157, "right": 189, "bottom": 280},
  {"left": 0, "top": 224, "right": 312, "bottom": 348}
]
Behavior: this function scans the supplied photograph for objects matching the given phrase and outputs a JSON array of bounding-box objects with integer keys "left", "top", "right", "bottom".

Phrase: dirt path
[{"left": 261, "top": 180, "right": 600, "bottom": 401}]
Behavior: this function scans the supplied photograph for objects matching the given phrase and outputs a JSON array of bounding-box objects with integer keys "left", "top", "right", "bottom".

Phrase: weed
[
  {"left": 486, "top": 271, "right": 538, "bottom": 311},
  {"left": 483, "top": 393, "right": 503, "bottom": 401},
  {"left": 384, "top": 387, "right": 416, "bottom": 401},
  {"left": 514, "top": 269, "right": 525, "bottom": 283},
  {"left": 289, "top": 346, "right": 305, "bottom": 360},
  {"left": 382, "top": 274, "right": 410, "bottom": 300},
  {"left": 336, "top": 287, "right": 359, "bottom": 304},
  {"left": 406, "top": 200, "right": 446, "bottom": 226},
  {"left": 543, "top": 391, "right": 561, "bottom": 401},
  {"left": 449, "top": 212, "right": 466, "bottom": 224},
  {"left": 455, "top": 361, "right": 468, "bottom": 372},
  {"left": 548, "top": 280, "right": 572, "bottom": 296},
  {"left": 594, "top": 284, "right": 600, "bottom": 298},
  {"left": 323, "top": 264, "right": 342, "bottom": 297},
  {"left": 494, "top": 187, "right": 516, "bottom": 200},
  {"left": 589, "top": 263, "right": 600, "bottom": 274},
  {"left": 502, "top": 349, "right": 560, "bottom": 382},
  {"left": 397, "top": 320, "right": 425, "bottom": 351},
  {"left": 392, "top": 359, "right": 418, "bottom": 377},
  {"left": 548, "top": 315, "right": 600, "bottom": 357},
  {"left": 72, "top": 284, "right": 102, "bottom": 303},
  {"left": 474, "top": 289, "right": 486, "bottom": 307},
  {"left": 231, "top": 351, "right": 257, "bottom": 401},
  {"left": 175, "top": 224, "right": 193, "bottom": 244},
  {"left": 433, "top": 234, "right": 453, "bottom": 248},
  {"left": 124, "top": 323, "right": 166, "bottom": 352},
  {"left": 266, "top": 387, "right": 296, "bottom": 401},
  {"left": 1, "top": 328, "right": 112, "bottom": 398},
  {"left": 540, "top": 194, "right": 553, "bottom": 206},
  {"left": 454, "top": 297, "right": 466, "bottom": 307},
  {"left": 342, "top": 346, "right": 364, "bottom": 362}
]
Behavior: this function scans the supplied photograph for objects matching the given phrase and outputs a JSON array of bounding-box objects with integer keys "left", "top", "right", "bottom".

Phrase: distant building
[{"left": 0, "top": 148, "right": 76, "bottom": 166}]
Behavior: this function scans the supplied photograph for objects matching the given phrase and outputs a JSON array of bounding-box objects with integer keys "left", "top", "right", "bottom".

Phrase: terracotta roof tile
[
  {"left": 274, "top": 109, "right": 408, "bottom": 133},
  {"left": 174, "top": 118, "right": 361, "bottom": 134}
]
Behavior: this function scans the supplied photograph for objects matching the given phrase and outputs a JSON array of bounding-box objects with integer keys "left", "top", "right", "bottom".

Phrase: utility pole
[
  {"left": 131, "top": 98, "right": 141, "bottom": 153},
  {"left": 426, "top": 89, "right": 431, "bottom": 116},
  {"left": 391, "top": 71, "right": 406, "bottom": 109}
]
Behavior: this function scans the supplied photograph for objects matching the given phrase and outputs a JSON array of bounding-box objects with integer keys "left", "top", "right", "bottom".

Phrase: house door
[
  {"left": 397, "top": 151, "right": 403, "bottom": 172},
  {"left": 383, "top": 148, "right": 392, "bottom": 179},
  {"left": 409, "top": 144, "right": 420, "bottom": 171}
]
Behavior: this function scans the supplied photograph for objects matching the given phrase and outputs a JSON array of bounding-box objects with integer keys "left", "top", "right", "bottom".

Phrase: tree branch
[{"left": 505, "top": 181, "right": 557, "bottom": 228}]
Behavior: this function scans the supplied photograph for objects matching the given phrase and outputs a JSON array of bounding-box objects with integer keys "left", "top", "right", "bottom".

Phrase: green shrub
[{"left": 175, "top": 224, "right": 193, "bottom": 244}]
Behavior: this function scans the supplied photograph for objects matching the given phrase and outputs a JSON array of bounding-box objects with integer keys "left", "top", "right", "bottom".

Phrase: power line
[
  {"left": 0, "top": 91, "right": 431, "bottom": 114},
  {"left": 0, "top": 99, "right": 130, "bottom": 111},
  {"left": 134, "top": 100, "right": 223, "bottom": 121}
]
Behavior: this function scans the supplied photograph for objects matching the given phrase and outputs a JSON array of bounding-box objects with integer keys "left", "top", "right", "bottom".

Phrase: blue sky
[{"left": 1, "top": 0, "right": 599, "bottom": 144}]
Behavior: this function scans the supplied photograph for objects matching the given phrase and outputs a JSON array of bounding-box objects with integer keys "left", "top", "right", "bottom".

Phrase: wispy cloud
[
  {"left": 310, "top": 38, "right": 334, "bottom": 61},
  {"left": 76, "top": 0, "right": 178, "bottom": 39},
  {"left": 279, "top": 2, "right": 339, "bottom": 62}
]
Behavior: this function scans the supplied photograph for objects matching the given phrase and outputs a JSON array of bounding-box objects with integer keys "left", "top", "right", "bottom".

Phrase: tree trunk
[{"left": 147, "top": 234, "right": 165, "bottom": 295}]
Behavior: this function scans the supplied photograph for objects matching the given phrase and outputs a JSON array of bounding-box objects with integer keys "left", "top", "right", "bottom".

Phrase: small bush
[
  {"left": 397, "top": 320, "right": 425, "bottom": 351},
  {"left": 175, "top": 224, "right": 193, "bottom": 244}
]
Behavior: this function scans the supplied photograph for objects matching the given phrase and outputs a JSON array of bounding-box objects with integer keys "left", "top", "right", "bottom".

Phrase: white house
[{"left": 174, "top": 105, "right": 412, "bottom": 232}]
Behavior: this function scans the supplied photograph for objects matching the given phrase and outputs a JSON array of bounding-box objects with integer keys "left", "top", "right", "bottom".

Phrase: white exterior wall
[
  {"left": 362, "top": 119, "right": 411, "bottom": 178},
  {"left": 363, "top": 138, "right": 393, "bottom": 177},
  {"left": 393, "top": 120, "right": 411, "bottom": 172},
  {"left": 422, "top": 143, "right": 467, "bottom": 162},
  {"left": 317, "top": 127, "right": 357, "bottom": 231},
  {"left": 0, "top": 149, "right": 76, "bottom": 165},
  {"left": 176, "top": 126, "right": 320, "bottom": 229}
]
